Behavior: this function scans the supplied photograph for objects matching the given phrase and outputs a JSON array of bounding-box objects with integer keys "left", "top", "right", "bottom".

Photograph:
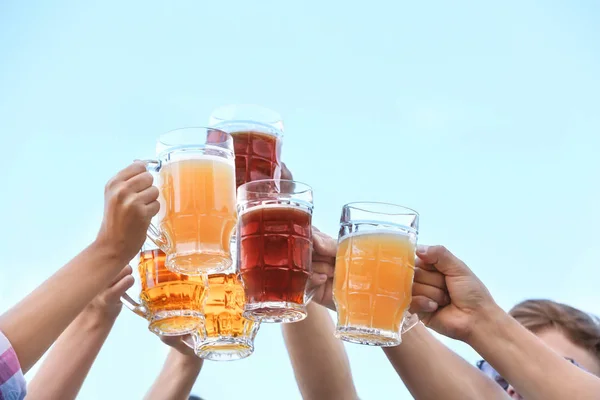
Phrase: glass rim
[
  {"left": 156, "top": 126, "right": 233, "bottom": 157},
  {"left": 209, "top": 104, "right": 284, "bottom": 137},
  {"left": 238, "top": 179, "right": 312, "bottom": 196},
  {"left": 343, "top": 201, "right": 419, "bottom": 217}
]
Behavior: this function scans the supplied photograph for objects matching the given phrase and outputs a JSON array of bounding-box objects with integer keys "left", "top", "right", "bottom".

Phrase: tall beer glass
[
  {"left": 144, "top": 127, "right": 237, "bottom": 275},
  {"left": 121, "top": 241, "right": 207, "bottom": 336},
  {"left": 237, "top": 179, "right": 314, "bottom": 323},
  {"left": 187, "top": 264, "right": 260, "bottom": 361},
  {"left": 333, "top": 202, "right": 419, "bottom": 346},
  {"left": 208, "top": 105, "right": 283, "bottom": 188}
]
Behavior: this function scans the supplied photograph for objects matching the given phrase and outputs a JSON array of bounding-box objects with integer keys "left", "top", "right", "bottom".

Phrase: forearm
[
  {"left": 282, "top": 302, "right": 358, "bottom": 400},
  {"left": 27, "top": 306, "right": 120, "bottom": 400},
  {"left": 144, "top": 350, "right": 203, "bottom": 400},
  {"left": 383, "top": 323, "right": 509, "bottom": 400},
  {"left": 0, "top": 241, "right": 125, "bottom": 372},
  {"left": 469, "top": 304, "right": 600, "bottom": 400}
]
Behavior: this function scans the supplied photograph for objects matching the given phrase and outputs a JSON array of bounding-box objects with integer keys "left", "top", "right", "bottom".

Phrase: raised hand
[
  {"left": 159, "top": 335, "right": 198, "bottom": 358},
  {"left": 308, "top": 227, "right": 336, "bottom": 311},
  {"left": 410, "top": 245, "right": 495, "bottom": 341},
  {"left": 87, "top": 265, "right": 135, "bottom": 319},
  {"left": 96, "top": 162, "right": 160, "bottom": 264}
]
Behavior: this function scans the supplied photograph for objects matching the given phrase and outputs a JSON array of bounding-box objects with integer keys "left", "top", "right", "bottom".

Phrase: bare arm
[
  {"left": 144, "top": 348, "right": 203, "bottom": 400},
  {"left": 26, "top": 267, "right": 133, "bottom": 400},
  {"left": 282, "top": 302, "right": 358, "bottom": 400},
  {"left": 468, "top": 304, "right": 600, "bottom": 400},
  {"left": 383, "top": 323, "right": 509, "bottom": 400},
  {"left": 0, "top": 162, "right": 158, "bottom": 373},
  {"left": 0, "top": 242, "right": 124, "bottom": 373}
]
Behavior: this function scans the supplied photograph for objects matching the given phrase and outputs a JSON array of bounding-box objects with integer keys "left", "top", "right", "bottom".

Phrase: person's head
[{"left": 479, "top": 299, "right": 600, "bottom": 399}]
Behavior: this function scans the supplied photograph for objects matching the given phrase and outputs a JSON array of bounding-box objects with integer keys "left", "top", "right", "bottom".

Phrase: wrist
[
  {"left": 464, "top": 301, "right": 508, "bottom": 347},
  {"left": 81, "top": 302, "right": 122, "bottom": 329},
  {"left": 90, "top": 237, "right": 130, "bottom": 269},
  {"left": 169, "top": 349, "right": 203, "bottom": 369}
]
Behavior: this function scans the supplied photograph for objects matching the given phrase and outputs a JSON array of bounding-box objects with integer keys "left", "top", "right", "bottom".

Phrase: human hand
[
  {"left": 95, "top": 162, "right": 160, "bottom": 264},
  {"left": 86, "top": 265, "right": 135, "bottom": 320},
  {"left": 409, "top": 245, "right": 496, "bottom": 342},
  {"left": 308, "top": 227, "right": 336, "bottom": 311}
]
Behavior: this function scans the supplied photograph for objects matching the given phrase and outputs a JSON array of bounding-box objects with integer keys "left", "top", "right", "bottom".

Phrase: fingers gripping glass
[{"left": 140, "top": 127, "right": 238, "bottom": 276}]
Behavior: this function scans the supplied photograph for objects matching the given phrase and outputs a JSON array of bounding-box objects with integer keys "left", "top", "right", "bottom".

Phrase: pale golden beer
[
  {"left": 333, "top": 202, "right": 419, "bottom": 347},
  {"left": 146, "top": 128, "right": 237, "bottom": 275}
]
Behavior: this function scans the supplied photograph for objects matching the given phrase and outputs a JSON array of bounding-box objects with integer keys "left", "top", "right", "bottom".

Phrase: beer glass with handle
[
  {"left": 143, "top": 127, "right": 238, "bottom": 275},
  {"left": 184, "top": 263, "right": 260, "bottom": 361},
  {"left": 120, "top": 240, "right": 207, "bottom": 336},
  {"left": 208, "top": 104, "right": 284, "bottom": 188},
  {"left": 237, "top": 179, "right": 317, "bottom": 323},
  {"left": 333, "top": 202, "right": 419, "bottom": 346}
]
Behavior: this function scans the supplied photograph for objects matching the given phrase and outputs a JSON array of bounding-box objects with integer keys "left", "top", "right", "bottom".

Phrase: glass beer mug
[
  {"left": 209, "top": 104, "right": 284, "bottom": 189},
  {"left": 236, "top": 179, "right": 317, "bottom": 323},
  {"left": 144, "top": 127, "right": 238, "bottom": 275},
  {"left": 120, "top": 241, "right": 207, "bottom": 336},
  {"left": 184, "top": 264, "right": 260, "bottom": 361},
  {"left": 332, "top": 202, "right": 419, "bottom": 346}
]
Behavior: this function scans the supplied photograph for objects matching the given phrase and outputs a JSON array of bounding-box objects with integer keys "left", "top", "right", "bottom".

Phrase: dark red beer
[
  {"left": 238, "top": 205, "right": 312, "bottom": 305},
  {"left": 207, "top": 129, "right": 282, "bottom": 188}
]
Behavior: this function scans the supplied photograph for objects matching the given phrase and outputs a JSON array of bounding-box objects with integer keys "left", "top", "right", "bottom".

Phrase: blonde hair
[{"left": 509, "top": 299, "right": 600, "bottom": 364}]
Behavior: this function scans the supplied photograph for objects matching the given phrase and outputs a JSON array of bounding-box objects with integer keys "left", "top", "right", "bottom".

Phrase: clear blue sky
[{"left": 1, "top": 1, "right": 599, "bottom": 399}]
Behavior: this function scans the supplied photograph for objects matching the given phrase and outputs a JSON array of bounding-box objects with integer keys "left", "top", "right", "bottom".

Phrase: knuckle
[{"left": 149, "top": 186, "right": 159, "bottom": 200}]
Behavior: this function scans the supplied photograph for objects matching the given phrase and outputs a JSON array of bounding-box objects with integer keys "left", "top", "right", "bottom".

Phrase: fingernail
[
  {"left": 315, "top": 273, "right": 328, "bottom": 283},
  {"left": 417, "top": 245, "right": 429, "bottom": 255},
  {"left": 427, "top": 300, "right": 438, "bottom": 311}
]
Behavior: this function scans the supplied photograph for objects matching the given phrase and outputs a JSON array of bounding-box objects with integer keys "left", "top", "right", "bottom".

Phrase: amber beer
[
  {"left": 137, "top": 248, "right": 206, "bottom": 335},
  {"left": 193, "top": 272, "right": 259, "bottom": 361},
  {"left": 157, "top": 155, "right": 237, "bottom": 274},
  {"left": 333, "top": 202, "right": 419, "bottom": 347}
]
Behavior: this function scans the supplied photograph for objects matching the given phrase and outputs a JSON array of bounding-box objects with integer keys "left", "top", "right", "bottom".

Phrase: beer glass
[
  {"left": 333, "top": 202, "right": 419, "bottom": 347},
  {"left": 208, "top": 105, "right": 283, "bottom": 188},
  {"left": 121, "top": 241, "right": 207, "bottom": 336},
  {"left": 185, "top": 264, "right": 260, "bottom": 361},
  {"left": 237, "top": 179, "right": 314, "bottom": 323},
  {"left": 145, "top": 127, "right": 238, "bottom": 275}
]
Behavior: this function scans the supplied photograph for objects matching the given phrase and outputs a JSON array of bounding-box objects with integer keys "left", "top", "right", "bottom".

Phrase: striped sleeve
[{"left": 0, "top": 331, "right": 26, "bottom": 400}]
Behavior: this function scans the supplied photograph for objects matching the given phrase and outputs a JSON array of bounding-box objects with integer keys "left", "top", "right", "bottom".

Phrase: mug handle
[
  {"left": 138, "top": 159, "right": 168, "bottom": 250},
  {"left": 120, "top": 293, "right": 149, "bottom": 318},
  {"left": 400, "top": 311, "right": 420, "bottom": 334}
]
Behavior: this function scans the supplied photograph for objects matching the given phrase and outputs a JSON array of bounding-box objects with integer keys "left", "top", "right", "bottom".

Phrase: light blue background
[{"left": 1, "top": 1, "right": 599, "bottom": 398}]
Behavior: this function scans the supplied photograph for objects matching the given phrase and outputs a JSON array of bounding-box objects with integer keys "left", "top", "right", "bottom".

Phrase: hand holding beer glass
[
  {"left": 236, "top": 179, "right": 316, "bottom": 323},
  {"left": 143, "top": 127, "right": 238, "bottom": 275},
  {"left": 333, "top": 202, "right": 419, "bottom": 346}
]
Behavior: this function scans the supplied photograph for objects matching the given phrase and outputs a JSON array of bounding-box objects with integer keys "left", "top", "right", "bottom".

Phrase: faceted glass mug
[
  {"left": 208, "top": 104, "right": 284, "bottom": 189},
  {"left": 333, "top": 202, "right": 419, "bottom": 346},
  {"left": 144, "top": 127, "right": 238, "bottom": 275},
  {"left": 185, "top": 264, "right": 260, "bottom": 361},
  {"left": 120, "top": 241, "right": 207, "bottom": 336},
  {"left": 236, "top": 179, "right": 316, "bottom": 323}
]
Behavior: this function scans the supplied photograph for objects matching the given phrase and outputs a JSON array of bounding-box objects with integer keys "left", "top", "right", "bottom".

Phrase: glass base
[
  {"left": 166, "top": 251, "right": 232, "bottom": 276},
  {"left": 148, "top": 311, "right": 203, "bottom": 336},
  {"left": 334, "top": 325, "right": 401, "bottom": 347},
  {"left": 194, "top": 337, "right": 254, "bottom": 361},
  {"left": 243, "top": 301, "right": 307, "bottom": 323}
]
